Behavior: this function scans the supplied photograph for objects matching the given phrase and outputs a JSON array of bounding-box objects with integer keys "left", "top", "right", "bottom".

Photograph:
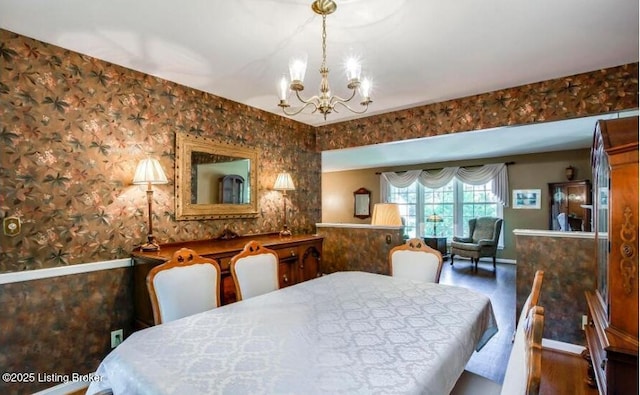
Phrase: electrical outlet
[
  {"left": 111, "top": 329, "right": 123, "bottom": 348},
  {"left": 581, "top": 315, "right": 588, "bottom": 330}
]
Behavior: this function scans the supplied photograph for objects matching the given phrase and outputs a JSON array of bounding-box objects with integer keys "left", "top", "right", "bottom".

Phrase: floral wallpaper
[
  {"left": 316, "top": 63, "right": 638, "bottom": 151},
  {"left": 515, "top": 234, "right": 596, "bottom": 345},
  {"left": 316, "top": 226, "right": 404, "bottom": 275},
  {"left": 0, "top": 29, "right": 319, "bottom": 273}
]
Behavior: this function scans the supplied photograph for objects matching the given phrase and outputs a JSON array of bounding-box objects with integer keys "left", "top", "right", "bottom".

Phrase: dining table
[{"left": 88, "top": 271, "right": 498, "bottom": 395}]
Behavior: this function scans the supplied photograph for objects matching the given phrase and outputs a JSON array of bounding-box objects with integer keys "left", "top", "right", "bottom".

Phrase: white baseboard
[
  {"left": 542, "top": 338, "right": 586, "bottom": 355},
  {"left": 452, "top": 256, "right": 517, "bottom": 265}
]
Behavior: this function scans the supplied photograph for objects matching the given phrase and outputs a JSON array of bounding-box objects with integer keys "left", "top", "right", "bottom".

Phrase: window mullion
[
  {"left": 417, "top": 183, "right": 425, "bottom": 237},
  {"left": 454, "top": 180, "right": 463, "bottom": 235}
]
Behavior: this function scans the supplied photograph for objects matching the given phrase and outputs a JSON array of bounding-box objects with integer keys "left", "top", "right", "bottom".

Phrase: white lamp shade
[
  {"left": 345, "top": 56, "right": 362, "bottom": 81},
  {"left": 133, "top": 158, "right": 168, "bottom": 185},
  {"left": 359, "top": 77, "right": 372, "bottom": 98},
  {"left": 288, "top": 55, "right": 307, "bottom": 83},
  {"left": 371, "top": 203, "right": 402, "bottom": 226},
  {"left": 278, "top": 75, "right": 289, "bottom": 100},
  {"left": 273, "top": 172, "right": 295, "bottom": 191}
]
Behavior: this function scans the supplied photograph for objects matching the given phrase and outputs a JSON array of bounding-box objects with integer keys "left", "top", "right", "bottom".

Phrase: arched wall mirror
[{"left": 175, "top": 132, "right": 259, "bottom": 220}]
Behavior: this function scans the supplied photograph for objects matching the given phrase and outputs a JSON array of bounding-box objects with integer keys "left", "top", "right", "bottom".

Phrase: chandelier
[{"left": 277, "top": 0, "right": 372, "bottom": 120}]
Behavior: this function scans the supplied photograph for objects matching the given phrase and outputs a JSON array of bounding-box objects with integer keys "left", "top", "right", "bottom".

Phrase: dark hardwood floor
[{"left": 439, "top": 257, "right": 516, "bottom": 384}]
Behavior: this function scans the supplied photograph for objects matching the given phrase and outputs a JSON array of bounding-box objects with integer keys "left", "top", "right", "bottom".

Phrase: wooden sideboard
[{"left": 132, "top": 233, "right": 323, "bottom": 329}]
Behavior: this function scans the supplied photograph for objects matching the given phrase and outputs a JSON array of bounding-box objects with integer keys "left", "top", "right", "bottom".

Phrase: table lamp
[
  {"left": 371, "top": 203, "right": 403, "bottom": 226},
  {"left": 426, "top": 213, "right": 443, "bottom": 236},
  {"left": 273, "top": 172, "right": 295, "bottom": 236},
  {"left": 133, "top": 157, "right": 168, "bottom": 251}
]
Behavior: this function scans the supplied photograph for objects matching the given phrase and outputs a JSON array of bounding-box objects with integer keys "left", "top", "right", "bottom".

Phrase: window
[{"left": 388, "top": 179, "right": 503, "bottom": 246}]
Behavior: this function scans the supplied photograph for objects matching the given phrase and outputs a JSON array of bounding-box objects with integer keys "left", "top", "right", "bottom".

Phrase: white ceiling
[{"left": 1, "top": 0, "right": 638, "bottom": 171}]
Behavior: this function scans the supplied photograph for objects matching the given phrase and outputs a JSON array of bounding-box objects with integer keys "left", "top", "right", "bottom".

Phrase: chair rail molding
[
  {"left": 0, "top": 258, "right": 132, "bottom": 285},
  {"left": 512, "top": 229, "right": 595, "bottom": 239}
]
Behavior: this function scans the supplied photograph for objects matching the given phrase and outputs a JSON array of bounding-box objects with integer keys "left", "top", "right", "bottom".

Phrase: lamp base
[
  {"left": 140, "top": 235, "right": 160, "bottom": 251},
  {"left": 279, "top": 226, "right": 292, "bottom": 237},
  {"left": 140, "top": 242, "right": 160, "bottom": 252}
]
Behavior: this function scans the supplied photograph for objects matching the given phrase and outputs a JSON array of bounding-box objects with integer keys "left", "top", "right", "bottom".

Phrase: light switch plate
[{"left": 3, "top": 217, "right": 21, "bottom": 237}]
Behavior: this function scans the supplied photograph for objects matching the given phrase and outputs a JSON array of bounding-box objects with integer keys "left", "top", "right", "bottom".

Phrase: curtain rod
[{"left": 375, "top": 161, "right": 515, "bottom": 175}]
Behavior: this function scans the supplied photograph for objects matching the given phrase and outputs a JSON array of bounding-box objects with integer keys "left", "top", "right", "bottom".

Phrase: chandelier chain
[{"left": 321, "top": 14, "right": 327, "bottom": 69}]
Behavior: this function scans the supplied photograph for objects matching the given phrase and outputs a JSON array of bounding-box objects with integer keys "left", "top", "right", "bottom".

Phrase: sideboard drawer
[{"left": 274, "top": 246, "right": 298, "bottom": 260}]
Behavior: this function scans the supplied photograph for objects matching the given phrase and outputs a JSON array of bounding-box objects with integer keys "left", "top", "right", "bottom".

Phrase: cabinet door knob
[{"left": 283, "top": 274, "right": 288, "bottom": 284}]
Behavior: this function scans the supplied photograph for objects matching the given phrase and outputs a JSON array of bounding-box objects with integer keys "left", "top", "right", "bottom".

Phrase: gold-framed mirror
[{"left": 175, "top": 132, "right": 259, "bottom": 220}]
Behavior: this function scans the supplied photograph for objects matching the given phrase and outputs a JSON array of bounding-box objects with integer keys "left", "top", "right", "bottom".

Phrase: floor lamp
[
  {"left": 273, "top": 172, "right": 295, "bottom": 236},
  {"left": 133, "top": 158, "right": 168, "bottom": 251}
]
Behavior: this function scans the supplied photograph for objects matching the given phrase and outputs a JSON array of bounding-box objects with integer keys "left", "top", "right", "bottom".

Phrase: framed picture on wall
[{"left": 512, "top": 189, "right": 541, "bottom": 209}]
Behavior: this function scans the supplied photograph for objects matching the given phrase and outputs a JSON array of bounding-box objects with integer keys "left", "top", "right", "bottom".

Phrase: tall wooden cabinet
[
  {"left": 548, "top": 180, "right": 592, "bottom": 231},
  {"left": 132, "top": 233, "right": 323, "bottom": 329},
  {"left": 584, "top": 117, "right": 638, "bottom": 395}
]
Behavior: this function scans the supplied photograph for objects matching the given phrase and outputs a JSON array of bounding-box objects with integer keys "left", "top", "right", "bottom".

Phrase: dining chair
[
  {"left": 230, "top": 240, "right": 280, "bottom": 301},
  {"left": 451, "top": 270, "right": 545, "bottom": 395},
  {"left": 389, "top": 238, "right": 443, "bottom": 283},
  {"left": 451, "top": 305, "right": 545, "bottom": 395},
  {"left": 519, "top": 270, "right": 544, "bottom": 324},
  {"left": 501, "top": 305, "right": 545, "bottom": 394},
  {"left": 147, "top": 248, "right": 221, "bottom": 325}
]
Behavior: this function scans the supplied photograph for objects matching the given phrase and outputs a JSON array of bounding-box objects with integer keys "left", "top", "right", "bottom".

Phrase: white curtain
[
  {"left": 418, "top": 167, "right": 458, "bottom": 189},
  {"left": 380, "top": 169, "right": 421, "bottom": 202},
  {"left": 381, "top": 163, "right": 509, "bottom": 207}
]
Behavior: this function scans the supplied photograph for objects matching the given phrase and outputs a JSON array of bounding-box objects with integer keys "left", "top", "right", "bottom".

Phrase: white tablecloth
[{"left": 88, "top": 271, "right": 497, "bottom": 395}]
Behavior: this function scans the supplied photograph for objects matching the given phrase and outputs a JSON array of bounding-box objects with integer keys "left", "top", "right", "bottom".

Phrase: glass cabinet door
[{"left": 593, "top": 137, "right": 609, "bottom": 307}]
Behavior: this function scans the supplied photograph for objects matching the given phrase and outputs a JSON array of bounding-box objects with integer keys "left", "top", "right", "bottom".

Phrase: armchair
[{"left": 450, "top": 217, "right": 503, "bottom": 270}]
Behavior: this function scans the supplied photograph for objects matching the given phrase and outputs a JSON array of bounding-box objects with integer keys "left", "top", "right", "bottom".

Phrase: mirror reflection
[
  {"left": 176, "top": 132, "right": 259, "bottom": 220},
  {"left": 190, "top": 151, "right": 250, "bottom": 204}
]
